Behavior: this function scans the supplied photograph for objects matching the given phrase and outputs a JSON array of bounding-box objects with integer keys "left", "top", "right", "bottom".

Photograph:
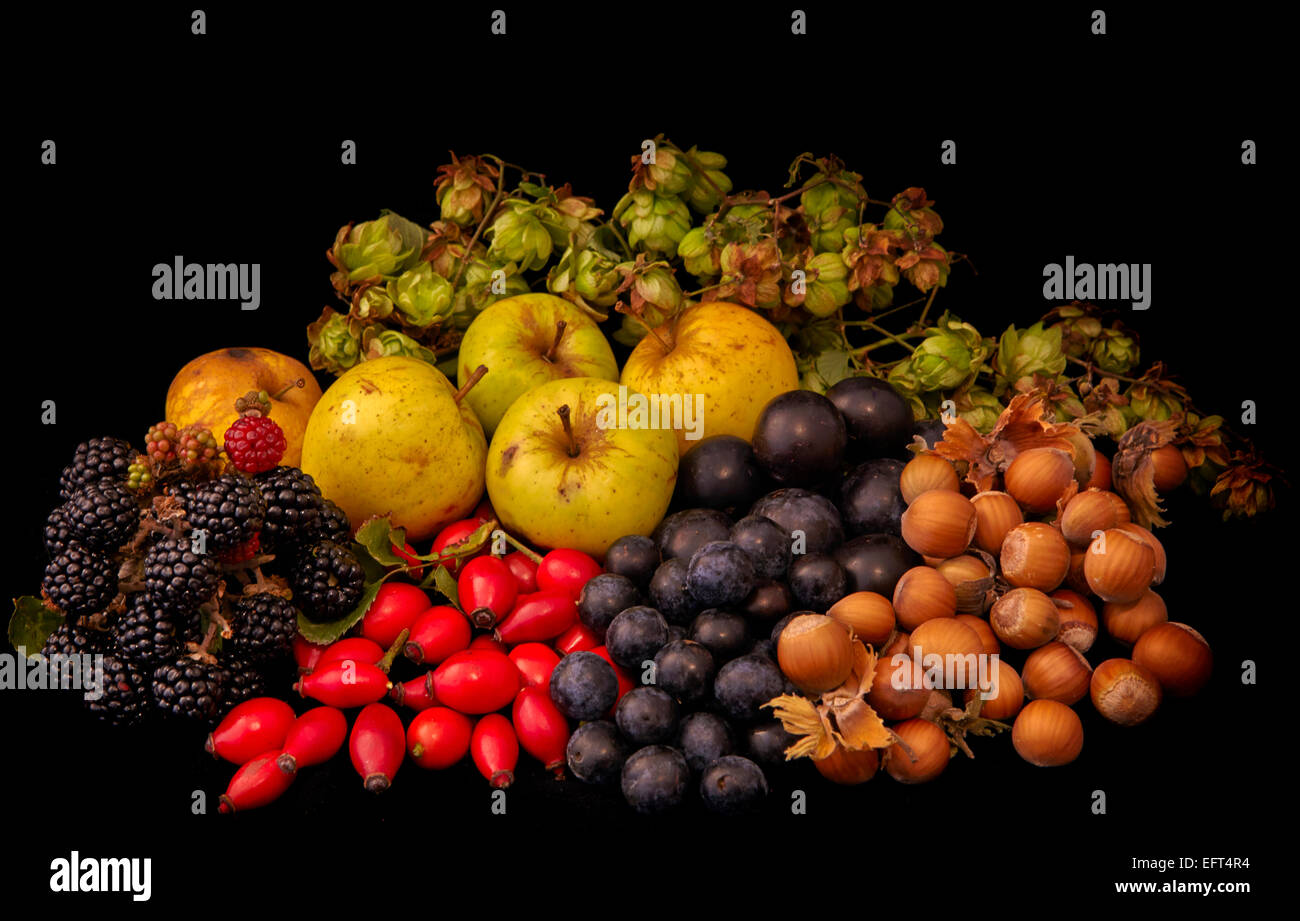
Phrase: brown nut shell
[
  {"left": 1090, "top": 658, "right": 1162, "bottom": 726},
  {"left": 970, "top": 491, "right": 1023, "bottom": 556},
  {"left": 1102, "top": 589, "right": 1167, "bottom": 646},
  {"left": 1004, "top": 447, "right": 1076, "bottom": 514},
  {"left": 1022, "top": 641, "right": 1093, "bottom": 705},
  {"left": 990, "top": 587, "right": 1060, "bottom": 650},
  {"left": 1000, "top": 522, "right": 1071, "bottom": 592},
  {"left": 901, "top": 490, "right": 977, "bottom": 559},
  {"left": 891, "top": 566, "right": 958, "bottom": 631},
  {"left": 1131, "top": 622, "right": 1212, "bottom": 697},
  {"left": 1012, "top": 699, "right": 1084, "bottom": 767},
  {"left": 1084, "top": 528, "right": 1156, "bottom": 603}
]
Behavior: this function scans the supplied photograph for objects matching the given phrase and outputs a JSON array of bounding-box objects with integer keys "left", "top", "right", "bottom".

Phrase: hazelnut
[
  {"left": 1022, "top": 641, "right": 1093, "bottom": 705},
  {"left": 901, "top": 490, "right": 977, "bottom": 559},
  {"left": 1102, "top": 589, "right": 1167, "bottom": 646},
  {"left": 900, "top": 454, "right": 960, "bottom": 505},
  {"left": 892, "top": 566, "right": 958, "bottom": 631},
  {"left": 1083, "top": 528, "right": 1155, "bottom": 603},
  {"left": 1049, "top": 589, "right": 1098, "bottom": 653},
  {"left": 885, "top": 717, "right": 950, "bottom": 784},
  {"left": 1090, "top": 658, "right": 1162, "bottom": 726},
  {"left": 970, "top": 490, "right": 1024, "bottom": 555},
  {"left": 1058, "top": 489, "right": 1120, "bottom": 547},
  {"left": 827, "top": 592, "right": 896, "bottom": 648},
  {"left": 1004, "top": 447, "right": 1076, "bottom": 514},
  {"left": 990, "top": 587, "right": 1060, "bottom": 650},
  {"left": 1000, "top": 522, "right": 1071, "bottom": 592},
  {"left": 1132, "top": 622, "right": 1212, "bottom": 697},
  {"left": 1012, "top": 699, "right": 1084, "bottom": 767},
  {"left": 964, "top": 658, "right": 1024, "bottom": 721}
]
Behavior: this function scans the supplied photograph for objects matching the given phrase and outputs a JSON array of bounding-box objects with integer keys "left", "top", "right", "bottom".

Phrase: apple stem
[
  {"left": 556, "top": 405, "right": 579, "bottom": 458},
  {"left": 454, "top": 365, "right": 488, "bottom": 404},
  {"left": 543, "top": 320, "right": 567, "bottom": 363},
  {"left": 271, "top": 378, "right": 306, "bottom": 401},
  {"left": 644, "top": 322, "right": 671, "bottom": 354}
]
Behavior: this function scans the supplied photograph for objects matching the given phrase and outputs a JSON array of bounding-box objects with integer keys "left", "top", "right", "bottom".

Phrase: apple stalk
[{"left": 454, "top": 365, "right": 488, "bottom": 404}]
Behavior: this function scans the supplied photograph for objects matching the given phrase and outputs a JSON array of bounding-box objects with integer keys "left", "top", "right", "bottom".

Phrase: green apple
[
  {"left": 620, "top": 301, "right": 799, "bottom": 455},
  {"left": 301, "top": 355, "right": 486, "bottom": 542},
  {"left": 457, "top": 292, "right": 618, "bottom": 438},
  {"left": 486, "top": 377, "right": 679, "bottom": 557}
]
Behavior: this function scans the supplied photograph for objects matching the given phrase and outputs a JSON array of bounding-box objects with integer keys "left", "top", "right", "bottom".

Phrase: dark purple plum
[
  {"left": 912, "top": 418, "right": 949, "bottom": 452},
  {"left": 741, "top": 579, "right": 794, "bottom": 625},
  {"left": 676, "top": 435, "right": 767, "bottom": 513},
  {"left": 653, "top": 508, "right": 733, "bottom": 561},
  {"left": 745, "top": 720, "right": 798, "bottom": 767},
  {"left": 677, "top": 711, "right": 735, "bottom": 774},
  {"left": 729, "top": 515, "right": 792, "bottom": 580},
  {"left": 825, "top": 377, "right": 913, "bottom": 459},
  {"left": 834, "top": 534, "right": 920, "bottom": 596},
  {"left": 566, "top": 720, "right": 629, "bottom": 785},
  {"left": 604, "top": 535, "right": 660, "bottom": 589},
  {"left": 649, "top": 558, "right": 697, "bottom": 626},
  {"left": 604, "top": 605, "right": 670, "bottom": 670},
  {"left": 689, "top": 609, "right": 750, "bottom": 662},
  {"left": 577, "top": 573, "right": 643, "bottom": 639},
  {"left": 621, "top": 745, "right": 691, "bottom": 814},
  {"left": 616, "top": 687, "right": 680, "bottom": 746},
  {"left": 700, "top": 755, "right": 768, "bottom": 815},
  {"left": 549, "top": 652, "right": 619, "bottom": 721},
  {"left": 840, "top": 458, "right": 907, "bottom": 536},
  {"left": 787, "top": 553, "right": 849, "bottom": 612},
  {"left": 770, "top": 612, "right": 798, "bottom": 645},
  {"left": 748, "top": 489, "right": 843, "bottom": 556},
  {"left": 685, "top": 541, "right": 756, "bottom": 608},
  {"left": 713, "top": 654, "right": 786, "bottom": 723},
  {"left": 751, "top": 391, "right": 847, "bottom": 488},
  {"left": 653, "top": 639, "right": 715, "bottom": 706}
]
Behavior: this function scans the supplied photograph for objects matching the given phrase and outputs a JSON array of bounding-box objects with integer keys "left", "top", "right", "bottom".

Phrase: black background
[{"left": 6, "top": 4, "right": 1284, "bottom": 908}]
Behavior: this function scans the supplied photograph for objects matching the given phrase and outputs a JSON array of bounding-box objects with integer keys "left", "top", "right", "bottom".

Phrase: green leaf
[
  {"left": 8, "top": 596, "right": 64, "bottom": 660},
  {"left": 296, "top": 579, "right": 384, "bottom": 645},
  {"left": 353, "top": 542, "right": 389, "bottom": 583},
  {"left": 355, "top": 515, "right": 405, "bottom": 566},
  {"left": 814, "top": 349, "right": 852, "bottom": 387},
  {"left": 413, "top": 518, "right": 497, "bottom": 563},
  {"left": 432, "top": 565, "right": 460, "bottom": 610}
]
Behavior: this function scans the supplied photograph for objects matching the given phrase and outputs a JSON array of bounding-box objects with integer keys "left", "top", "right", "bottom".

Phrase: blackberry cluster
[
  {"left": 255, "top": 467, "right": 324, "bottom": 553},
  {"left": 223, "top": 656, "right": 267, "bottom": 707},
  {"left": 114, "top": 592, "right": 199, "bottom": 669},
  {"left": 43, "top": 505, "right": 76, "bottom": 556},
  {"left": 229, "top": 594, "right": 298, "bottom": 663},
  {"left": 65, "top": 480, "right": 141, "bottom": 551},
  {"left": 292, "top": 540, "right": 365, "bottom": 621},
  {"left": 182, "top": 473, "right": 266, "bottom": 552},
  {"left": 318, "top": 499, "right": 351, "bottom": 543},
  {"left": 59, "top": 437, "right": 135, "bottom": 500},
  {"left": 143, "top": 536, "right": 220, "bottom": 611},
  {"left": 86, "top": 651, "right": 149, "bottom": 727},
  {"left": 42, "top": 620, "right": 108, "bottom": 660},
  {"left": 151, "top": 656, "right": 228, "bottom": 723},
  {"left": 43, "top": 543, "right": 116, "bottom": 617}
]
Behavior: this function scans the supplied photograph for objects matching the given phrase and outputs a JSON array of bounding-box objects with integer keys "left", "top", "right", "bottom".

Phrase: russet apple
[
  {"left": 300, "top": 356, "right": 486, "bottom": 541},
  {"left": 486, "top": 377, "right": 679, "bottom": 557},
  {"left": 165, "top": 347, "right": 323, "bottom": 467},
  {"left": 457, "top": 292, "right": 618, "bottom": 438},
  {"left": 619, "top": 301, "right": 799, "bottom": 455}
]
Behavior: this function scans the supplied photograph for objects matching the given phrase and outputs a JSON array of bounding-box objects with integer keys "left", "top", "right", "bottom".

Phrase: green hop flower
[
  {"left": 360, "top": 328, "right": 437, "bottom": 364},
  {"left": 387, "top": 262, "right": 453, "bottom": 328},
  {"left": 645, "top": 146, "right": 694, "bottom": 195},
  {"left": 1126, "top": 383, "right": 1184, "bottom": 421},
  {"left": 487, "top": 201, "right": 554, "bottom": 271},
  {"left": 802, "top": 171, "right": 863, "bottom": 254},
  {"left": 330, "top": 212, "right": 427, "bottom": 286},
  {"left": 306, "top": 308, "right": 363, "bottom": 375},
  {"left": 680, "top": 147, "right": 732, "bottom": 213},
  {"left": 613, "top": 190, "right": 692, "bottom": 258},
  {"left": 1090, "top": 328, "right": 1140, "bottom": 375},
  {"left": 956, "top": 388, "right": 1005, "bottom": 434},
  {"left": 548, "top": 246, "right": 622, "bottom": 310},
  {"left": 800, "top": 253, "right": 852, "bottom": 318},
  {"left": 1048, "top": 304, "right": 1105, "bottom": 358},
  {"left": 354, "top": 285, "right": 395, "bottom": 321},
  {"left": 452, "top": 259, "right": 529, "bottom": 323},
  {"left": 994, "top": 322, "right": 1067, "bottom": 393},
  {"left": 678, "top": 227, "right": 720, "bottom": 278}
]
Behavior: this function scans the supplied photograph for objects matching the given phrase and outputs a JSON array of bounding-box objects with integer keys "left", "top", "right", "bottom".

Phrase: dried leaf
[
  {"left": 1112, "top": 420, "right": 1178, "bottom": 528},
  {"left": 935, "top": 392, "right": 1080, "bottom": 490},
  {"left": 826, "top": 697, "right": 895, "bottom": 750},
  {"left": 763, "top": 694, "right": 837, "bottom": 760}
]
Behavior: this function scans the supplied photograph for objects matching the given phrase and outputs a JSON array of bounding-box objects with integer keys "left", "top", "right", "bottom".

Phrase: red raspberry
[{"left": 224, "top": 417, "right": 287, "bottom": 474}]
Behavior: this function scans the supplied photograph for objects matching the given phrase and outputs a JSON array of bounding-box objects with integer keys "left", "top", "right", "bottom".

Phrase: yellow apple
[
  {"left": 300, "top": 356, "right": 486, "bottom": 541},
  {"left": 620, "top": 301, "right": 799, "bottom": 455},
  {"left": 486, "top": 377, "right": 678, "bottom": 557},
  {"left": 165, "top": 347, "right": 323, "bottom": 467},
  {"left": 457, "top": 292, "right": 619, "bottom": 438}
]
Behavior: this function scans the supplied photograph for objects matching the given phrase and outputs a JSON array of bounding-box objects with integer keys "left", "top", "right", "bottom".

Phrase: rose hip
[
  {"left": 469, "top": 635, "right": 508, "bottom": 654},
  {"left": 277, "top": 706, "right": 348, "bottom": 773},
  {"left": 474, "top": 499, "right": 495, "bottom": 523},
  {"left": 349, "top": 703, "right": 405, "bottom": 793},
  {"left": 511, "top": 686, "right": 570, "bottom": 775},
  {"left": 471, "top": 713, "right": 519, "bottom": 788},
  {"left": 317, "top": 637, "right": 385, "bottom": 670},
  {"left": 296, "top": 660, "right": 391, "bottom": 708},
  {"left": 554, "top": 622, "right": 600, "bottom": 655},
  {"left": 407, "top": 707, "right": 474, "bottom": 770},
  {"left": 219, "top": 751, "right": 295, "bottom": 813},
  {"left": 495, "top": 590, "right": 578, "bottom": 645},
  {"left": 293, "top": 635, "right": 328, "bottom": 674},
  {"left": 392, "top": 540, "right": 425, "bottom": 580},
  {"left": 503, "top": 551, "right": 539, "bottom": 593},
  {"left": 536, "top": 549, "right": 602, "bottom": 601},
  {"left": 591, "top": 646, "right": 637, "bottom": 707},
  {"left": 508, "top": 643, "right": 562, "bottom": 689},
  {"left": 362, "top": 583, "right": 431, "bottom": 649},
  {"left": 390, "top": 673, "right": 438, "bottom": 711},
  {"left": 206, "top": 697, "right": 296, "bottom": 765},
  {"left": 433, "top": 650, "right": 521, "bottom": 714},
  {"left": 433, "top": 519, "right": 488, "bottom": 574},
  {"left": 459, "top": 556, "right": 518, "bottom": 629},
  {"left": 404, "top": 605, "right": 472, "bottom": 665}
]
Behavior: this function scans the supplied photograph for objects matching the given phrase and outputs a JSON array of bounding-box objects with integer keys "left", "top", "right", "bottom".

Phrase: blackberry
[
  {"left": 291, "top": 540, "right": 364, "bottom": 621},
  {"left": 59, "top": 437, "right": 135, "bottom": 500},
  {"left": 65, "top": 480, "right": 141, "bottom": 551},
  {"left": 229, "top": 594, "right": 298, "bottom": 663},
  {"left": 317, "top": 499, "right": 351, "bottom": 543},
  {"left": 114, "top": 593, "right": 199, "bottom": 669},
  {"left": 143, "top": 536, "right": 221, "bottom": 612},
  {"left": 43, "top": 543, "right": 116, "bottom": 617},
  {"left": 223, "top": 656, "right": 267, "bottom": 709},
  {"left": 255, "top": 467, "right": 324, "bottom": 552},
  {"left": 151, "top": 655, "right": 228, "bottom": 723},
  {"left": 43, "top": 504, "right": 76, "bottom": 557},
  {"left": 85, "top": 647, "right": 149, "bottom": 727},
  {"left": 41, "top": 620, "right": 109, "bottom": 661},
  {"left": 181, "top": 473, "right": 266, "bottom": 552}
]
